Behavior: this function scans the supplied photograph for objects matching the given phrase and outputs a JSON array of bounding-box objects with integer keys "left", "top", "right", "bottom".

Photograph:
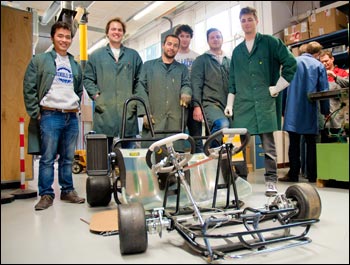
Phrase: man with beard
[
  {"left": 191, "top": 28, "right": 232, "bottom": 140},
  {"left": 135, "top": 34, "right": 192, "bottom": 151}
]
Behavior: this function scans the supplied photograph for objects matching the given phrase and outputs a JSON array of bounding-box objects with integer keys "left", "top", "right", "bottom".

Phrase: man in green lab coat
[
  {"left": 225, "top": 6, "right": 297, "bottom": 196},
  {"left": 135, "top": 34, "right": 192, "bottom": 151},
  {"left": 84, "top": 17, "right": 143, "bottom": 151}
]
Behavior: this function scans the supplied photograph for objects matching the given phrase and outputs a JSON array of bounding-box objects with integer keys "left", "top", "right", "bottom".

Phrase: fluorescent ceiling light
[{"left": 133, "top": 1, "right": 165, "bottom": 21}]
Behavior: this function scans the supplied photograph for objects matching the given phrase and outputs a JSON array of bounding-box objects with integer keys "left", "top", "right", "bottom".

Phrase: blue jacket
[{"left": 283, "top": 53, "right": 329, "bottom": 134}]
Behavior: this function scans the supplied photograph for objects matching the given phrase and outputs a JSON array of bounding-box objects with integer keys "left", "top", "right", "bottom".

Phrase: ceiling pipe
[
  {"left": 59, "top": 1, "right": 74, "bottom": 25},
  {"left": 39, "top": 1, "right": 76, "bottom": 26},
  {"left": 39, "top": 1, "right": 61, "bottom": 26},
  {"left": 162, "top": 16, "right": 173, "bottom": 30}
]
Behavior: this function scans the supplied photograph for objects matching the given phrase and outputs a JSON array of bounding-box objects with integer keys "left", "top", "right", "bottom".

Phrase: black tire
[
  {"left": 118, "top": 202, "right": 148, "bottom": 255},
  {"left": 72, "top": 162, "right": 83, "bottom": 174},
  {"left": 285, "top": 183, "right": 322, "bottom": 220},
  {"left": 86, "top": 176, "right": 112, "bottom": 207}
]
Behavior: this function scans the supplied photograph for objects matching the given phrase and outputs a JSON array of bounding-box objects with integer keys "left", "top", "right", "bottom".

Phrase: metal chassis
[
  {"left": 113, "top": 97, "right": 320, "bottom": 262},
  {"left": 159, "top": 204, "right": 317, "bottom": 261},
  {"left": 141, "top": 132, "right": 319, "bottom": 262}
]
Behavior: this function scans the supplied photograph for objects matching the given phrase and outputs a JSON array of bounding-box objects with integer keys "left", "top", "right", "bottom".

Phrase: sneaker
[
  {"left": 35, "top": 195, "right": 54, "bottom": 211},
  {"left": 265, "top": 182, "right": 278, "bottom": 197},
  {"left": 60, "top": 190, "right": 85, "bottom": 204}
]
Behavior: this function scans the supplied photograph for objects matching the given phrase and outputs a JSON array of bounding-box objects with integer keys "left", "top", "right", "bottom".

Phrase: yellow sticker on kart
[{"left": 222, "top": 134, "right": 244, "bottom": 162}]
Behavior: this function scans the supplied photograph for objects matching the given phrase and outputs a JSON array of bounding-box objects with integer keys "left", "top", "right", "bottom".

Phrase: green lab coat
[
  {"left": 83, "top": 44, "right": 143, "bottom": 138},
  {"left": 191, "top": 52, "right": 231, "bottom": 129},
  {"left": 23, "top": 50, "right": 83, "bottom": 154},
  {"left": 229, "top": 32, "right": 297, "bottom": 134},
  {"left": 135, "top": 57, "right": 191, "bottom": 141}
]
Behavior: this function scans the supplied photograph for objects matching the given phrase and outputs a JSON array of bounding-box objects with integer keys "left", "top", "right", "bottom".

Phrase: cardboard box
[
  {"left": 284, "top": 21, "right": 310, "bottom": 45},
  {"left": 308, "top": 8, "right": 348, "bottom": 38}
]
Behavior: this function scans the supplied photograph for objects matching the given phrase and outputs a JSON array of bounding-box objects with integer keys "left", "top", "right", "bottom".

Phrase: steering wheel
[
  {"left": 145, "top": 133, "right": 195, "bottom": 174},
  {"left": 203, "top": 128, "right": 251, "bottom": 159}
]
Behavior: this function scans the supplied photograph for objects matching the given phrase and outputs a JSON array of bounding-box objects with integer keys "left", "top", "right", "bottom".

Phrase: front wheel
[
  {"left": 285, "top": 183, "right": 322, "bottom": 220},
  {"left": 118, "top": 202, "right": 148, "bottom": 254}
]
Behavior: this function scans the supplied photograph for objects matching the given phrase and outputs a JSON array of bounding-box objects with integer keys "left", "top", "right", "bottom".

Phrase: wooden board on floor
[{"left": 89, "top": 209, "right": 119, "bottom": 235}]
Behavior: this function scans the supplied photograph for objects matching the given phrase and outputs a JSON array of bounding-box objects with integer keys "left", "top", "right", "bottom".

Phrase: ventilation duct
[
  {"left": 39, "top": 1, "right": 61, "bottom": 26},
  {"left": 57, "top": 1, "right": 76, "bottom": 26},
  {"left": 39, "top": 1, "right": 77, "bottom": 26}
]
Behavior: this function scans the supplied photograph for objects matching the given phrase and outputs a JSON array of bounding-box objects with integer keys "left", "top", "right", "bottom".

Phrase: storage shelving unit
[{"left": 288, "top": 28, "right": 349, "bottom": 68}]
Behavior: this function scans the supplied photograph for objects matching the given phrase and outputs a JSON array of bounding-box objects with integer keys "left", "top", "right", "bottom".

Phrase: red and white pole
[
  {"left": 19, "top": 117, "right": 26, "bottom": 190},
  {"left": 10, "top": 117, "right": 37, "bottom": 199}
]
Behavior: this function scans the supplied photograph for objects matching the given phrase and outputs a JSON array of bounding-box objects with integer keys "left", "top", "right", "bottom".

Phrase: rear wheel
[
  {"left": 118, "top": 202, "right": 148, "bottom": 254},
  {"left": 285, "top": 183, "right": 322, "bottom": 219}
]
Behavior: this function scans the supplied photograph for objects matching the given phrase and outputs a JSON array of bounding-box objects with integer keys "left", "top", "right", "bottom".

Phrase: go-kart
[
  {"left": 116, "top": 131, "right": 321, "bottom": 262},
  {"left": 85, "top": 97, "right": 321, "bottom": 262}
]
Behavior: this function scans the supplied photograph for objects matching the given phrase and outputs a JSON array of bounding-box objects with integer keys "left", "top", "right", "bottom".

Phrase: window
[
  {"left": 194, "top": 21, "right": 207, "bottom": 54},
  {"left": 145, "top": 42, "right": 161, "bottom": 62},
  {"left": 138, "top": 49, "right": 146, "bottom": 62},
  {"left": 222, "top": 42, "right": 232, "bottom": 56},
  {"left": 231, "top": 5, "right": 241, "bottom": 37},
  {"left": 231, "top": 5, "right": 244, "bottom": 48},
  {"left": 207, "top": 10, "right": 230, "bottom": 43},
  {"left": 193, "top": 3, "right": 242, "bottom": 54}
]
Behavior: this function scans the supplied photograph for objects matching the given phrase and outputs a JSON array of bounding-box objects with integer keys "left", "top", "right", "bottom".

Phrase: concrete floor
[{"left": 1, "top": 159, "right": 349, "bottom": 264}]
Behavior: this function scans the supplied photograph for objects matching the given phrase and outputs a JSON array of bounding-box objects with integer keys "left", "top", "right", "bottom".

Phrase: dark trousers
[
  {"left": 233, "top": 135, "right": 249, "bottom": 180},
  {"left": 187, "top": 106, "right": 203, "bottom": 153},
  {"left": 288, "top": 132, "right": 317, "bottom": 182}
]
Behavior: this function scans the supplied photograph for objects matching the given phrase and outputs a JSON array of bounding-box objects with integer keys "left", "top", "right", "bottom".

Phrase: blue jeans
[
  {"left": 210, "top": 117, "right": 230, "bottom": 148},
  {"left": 38, "top": 110, "right": 79, "bottom": 197},
  {"left": 187, "top": 106, "right": 203, "bottom": 153}
]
